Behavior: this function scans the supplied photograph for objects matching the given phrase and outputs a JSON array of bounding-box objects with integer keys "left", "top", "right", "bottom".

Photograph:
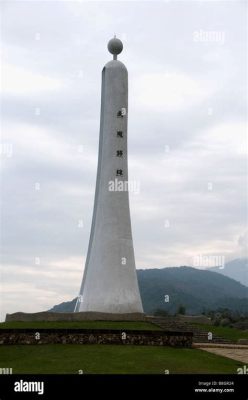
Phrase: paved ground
[{"left": 197, "top": 345, "right": 248, "bottom": 363}]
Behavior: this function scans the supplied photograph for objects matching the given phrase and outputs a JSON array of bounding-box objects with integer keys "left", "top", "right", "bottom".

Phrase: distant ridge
[
  {"left": 206, "top": 258, "right": 248, "bottom": 287},
  {"left": 49, "top": 266, "right": 248, "bottom": 315}
]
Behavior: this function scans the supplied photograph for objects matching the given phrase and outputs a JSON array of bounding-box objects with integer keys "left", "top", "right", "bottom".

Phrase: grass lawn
[
  {"left": 192, "top": 323, "right": 248, "bottom": 342},
  {"left": 0, "top": 321, "right": 160, "bottom": 330},
  {"left": 0, "top": 345, "right": 244, "bottom": 374}
]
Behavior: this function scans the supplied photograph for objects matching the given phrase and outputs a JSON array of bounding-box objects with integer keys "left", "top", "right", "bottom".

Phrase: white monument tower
[{"left": 75, "top": 37, "right": 143, "bottom": 314}]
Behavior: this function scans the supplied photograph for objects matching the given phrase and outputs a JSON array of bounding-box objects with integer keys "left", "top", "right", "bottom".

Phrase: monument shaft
[{"left": 75, "top": 39, "right": 143, "bottom": 313}]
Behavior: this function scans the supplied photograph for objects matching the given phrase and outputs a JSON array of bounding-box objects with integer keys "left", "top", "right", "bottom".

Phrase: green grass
[
  {"left": 0, "top": 321, "right": 160, "bottom": 331},
  {"left": 0, "top": 344, "right": 244, "bottom": 374},
  {"left": 192, "top": 323, "right": 248, "bottom": 342}
]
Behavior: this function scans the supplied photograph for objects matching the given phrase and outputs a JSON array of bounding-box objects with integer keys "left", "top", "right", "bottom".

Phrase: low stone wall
[
  {"left": 5, "top": 312, "right": 146, "bottom": 322},
  {"left": 176, "top": 315, "right": 212, "bottom": 325},
  {"left": 238, "top": 339, "right": 248, "bottom": 345},
  {"left": 0, "top": 329, "right": 192, "bottom": 347}
]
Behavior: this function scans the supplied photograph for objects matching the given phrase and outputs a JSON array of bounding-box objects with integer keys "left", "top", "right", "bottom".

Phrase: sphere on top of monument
[{"left": 107, "top": 36, "right": 123, "bottom": 56}]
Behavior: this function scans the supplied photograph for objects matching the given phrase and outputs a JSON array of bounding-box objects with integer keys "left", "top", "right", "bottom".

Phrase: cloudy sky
[{"left": 0, "top": 0, "right": 247, "bottom": 320}]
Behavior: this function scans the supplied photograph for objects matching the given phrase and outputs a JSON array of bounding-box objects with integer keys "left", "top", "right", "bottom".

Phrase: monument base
[{"left": 5, "top": 311, "right": 146, "bottom": 322}]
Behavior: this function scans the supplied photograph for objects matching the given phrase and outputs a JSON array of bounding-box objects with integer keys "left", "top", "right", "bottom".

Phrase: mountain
[
  {"left": 49, "top": 298, "right": 77, "bottom": 313},
  {"left": 137, "top": 266, "right": 247, "bottom": 314},
  {"left": 49, "top": 266, "right": 248, "bottom": 315},
  {"left": 206, "top": 258, "right": 248, "bottom": 287}
]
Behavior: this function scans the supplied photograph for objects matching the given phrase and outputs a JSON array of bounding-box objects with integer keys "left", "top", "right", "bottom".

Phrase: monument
[
  {"left": 74, "top": 37, "right": 143, "bottom": 314},
  {"left": 4, "top": 39, "right": 192, "bottom": 353}
]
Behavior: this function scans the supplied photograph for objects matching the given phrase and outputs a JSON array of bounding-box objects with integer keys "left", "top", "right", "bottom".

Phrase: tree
[
  {"left": 177, "top": 305, "right": 186, "bottom": 315},
  {"left": 153, "top": 309, "right": 169, "bottom": 317}
]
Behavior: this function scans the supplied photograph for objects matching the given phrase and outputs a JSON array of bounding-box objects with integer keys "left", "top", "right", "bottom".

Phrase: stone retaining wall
[
  {"left": 5, "top": 312, "right": 146, "bottom": 322},
  {"left": 0, "top": 329, "right": 192, "bottom": 347}
]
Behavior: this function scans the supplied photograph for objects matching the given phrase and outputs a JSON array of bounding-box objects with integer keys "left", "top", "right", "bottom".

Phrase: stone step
[
  {"left": 149, "top": 318, "right": 234, "bottom": 345},
  {"left": 193, "top": 343, "right": 248, "bottom": 349}
]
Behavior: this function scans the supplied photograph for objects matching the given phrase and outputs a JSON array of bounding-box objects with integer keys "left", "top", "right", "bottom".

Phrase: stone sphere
[{"left": 107, "top": 37, "right": 123, "bottom": 55}]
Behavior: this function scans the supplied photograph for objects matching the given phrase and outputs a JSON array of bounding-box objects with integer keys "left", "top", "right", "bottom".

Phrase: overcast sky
[{"left": 0, "top": 0, "right": 247, "bottom": 320}]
